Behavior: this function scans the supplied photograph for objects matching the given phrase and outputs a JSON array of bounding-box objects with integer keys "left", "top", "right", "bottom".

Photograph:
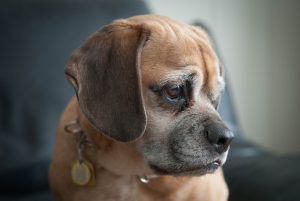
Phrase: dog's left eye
[
  {"left": 164, "top": 85, "right": 184, "bottom": 100},
  {"left": 150, "top": 82, "right": 190, "bottom": 111},
  {"left": 162, "top": 85, "right": 188, "bottom": 109}
]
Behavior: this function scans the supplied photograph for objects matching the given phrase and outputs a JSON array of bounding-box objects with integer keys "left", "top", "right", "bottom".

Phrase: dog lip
[
  {"left": 149, "top": 164, "right": 171, "bottom": 175},
  {"left": 149, "top": 162, "right": 220, "bottom": 176},
  {"left": 209, "top": 160, "right": 221, "bottom": 170},
  {"left": 212, "top": 159, "right": 221, "bottom": 166}
]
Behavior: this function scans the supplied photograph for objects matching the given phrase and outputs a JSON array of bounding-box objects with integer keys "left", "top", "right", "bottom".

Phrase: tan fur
[
  {"left": 49, "top": 15, "right": 229, "bottom": 201},
  {"left": 50, "top": 98, "right": 228, "bottom": 201}
]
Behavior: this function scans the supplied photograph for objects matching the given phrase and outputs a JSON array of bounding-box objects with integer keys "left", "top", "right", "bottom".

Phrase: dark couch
[{"left": 0, "top": 1, "right": 299, "bottom": 201}]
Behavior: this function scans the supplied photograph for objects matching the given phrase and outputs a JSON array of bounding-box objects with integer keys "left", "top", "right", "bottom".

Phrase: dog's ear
[
  {"left": 191, "top": 24, "right": 225, "bottom": 110},
  {"left": 219, "top": 63, "right": 225, "bottom": 78},
  {"left": 65, "top": 21, "right": 149, "bottom": 142},
  {"left": 214, "top": 63, "right": 225, "bottom": 110}
]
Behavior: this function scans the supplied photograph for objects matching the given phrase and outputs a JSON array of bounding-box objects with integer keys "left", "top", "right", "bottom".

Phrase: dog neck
[
  {"left": 64, "top": 118, "right": 190, "bottom": 199},
  {"left": 65, "top": 115, "right": 160, "bottom": 185}
]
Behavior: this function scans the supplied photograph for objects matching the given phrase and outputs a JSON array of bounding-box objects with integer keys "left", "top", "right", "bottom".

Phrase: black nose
[{"left": 205, "top": 124, "right": 234, "bottom": 153}]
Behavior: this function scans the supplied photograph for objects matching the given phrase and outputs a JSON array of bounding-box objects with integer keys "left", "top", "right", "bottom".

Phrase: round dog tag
[{"left": 71, "top": 160, "right": 94, "bottom": 186}]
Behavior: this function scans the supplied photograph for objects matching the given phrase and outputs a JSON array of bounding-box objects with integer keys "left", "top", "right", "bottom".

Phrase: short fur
[{"left": 49, "top": 15, "right": 231, "bottom": 201}]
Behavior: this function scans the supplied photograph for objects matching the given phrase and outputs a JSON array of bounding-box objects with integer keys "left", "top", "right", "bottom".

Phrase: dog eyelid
[
  {"left": 149, "top": 80, "right": 194, "bottom": 112},
  {"left": 164, "top": 85, "right": 184, "bottom": 99},
  {"left": 149, "top": 72, "right": 196, "bottom": 90}
]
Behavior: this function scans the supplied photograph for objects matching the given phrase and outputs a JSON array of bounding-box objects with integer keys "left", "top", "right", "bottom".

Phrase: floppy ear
[
  {"left": 65, "top": 21, "right": 149, "bottom": 142},
  {"left": 214, "top": 94, "right": 222, "bottom": 110},
  {"left": 191, "top": 23, "right": 225, "bottom": 110},
  {"left": 214, "top": 63, "right": 225, "bottom": 110}
]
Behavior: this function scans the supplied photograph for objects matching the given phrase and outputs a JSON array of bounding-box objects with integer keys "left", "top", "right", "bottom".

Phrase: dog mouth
[{"left": 149, "top": 159, "right": 222, "bottom": 176}]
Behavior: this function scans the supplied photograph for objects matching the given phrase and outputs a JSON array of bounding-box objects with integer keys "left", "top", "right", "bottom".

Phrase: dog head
[{"left": 65, "top": 15, "right": 233, "bottom": 176}]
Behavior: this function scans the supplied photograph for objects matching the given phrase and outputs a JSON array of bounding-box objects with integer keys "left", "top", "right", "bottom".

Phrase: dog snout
[{"left": 204, "top": 123, "right": 234, "bottom": 153}]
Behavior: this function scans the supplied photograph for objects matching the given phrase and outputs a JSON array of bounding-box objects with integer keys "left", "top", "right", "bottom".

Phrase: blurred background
[{"left": 0, "top": 0, "right": 299, "bottom": 201}]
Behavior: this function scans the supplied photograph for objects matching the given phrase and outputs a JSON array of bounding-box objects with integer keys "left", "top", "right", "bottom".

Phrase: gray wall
[{"left": 148, "top": 0, "right": 300, "bottom": 154}]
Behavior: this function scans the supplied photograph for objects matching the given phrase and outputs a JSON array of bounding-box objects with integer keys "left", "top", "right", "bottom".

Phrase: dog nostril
[
  {"left": 205, "top": 127, "right": 234, "bottom": 153},
  {"left": 217, "top": 136, "right": 228, "bottom": 146},
  {"left": 205, "top": 129, "right": 219, "bottom": 145}
]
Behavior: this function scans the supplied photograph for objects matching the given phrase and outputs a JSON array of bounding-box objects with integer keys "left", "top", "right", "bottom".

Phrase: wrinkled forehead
[
  {"left": 142, "top": 26, "right": 203, "bottom": 70},
  {"left": 139, "top": 17, "right": 222, "bottom": 93}
]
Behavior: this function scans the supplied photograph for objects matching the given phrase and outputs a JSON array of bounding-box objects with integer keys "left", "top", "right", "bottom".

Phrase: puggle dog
[{"left": 49, "top": 15, "right": 234, "bottom": 201}]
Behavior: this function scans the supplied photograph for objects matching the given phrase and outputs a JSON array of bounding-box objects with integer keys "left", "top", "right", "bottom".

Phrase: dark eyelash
[
  {"left": 150, "top": 73, "right": 195, "bottom": 93},
  {"left": 150, "top": 81, "right": 193, "bottom": 112}
]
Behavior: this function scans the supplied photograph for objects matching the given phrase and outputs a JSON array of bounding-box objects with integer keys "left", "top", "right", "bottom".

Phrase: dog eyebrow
[
  {"left": 156, "top": 72, "right": 198, "bottom": 87},
  {"left": 149, "top": 72, "right": 197, "bottom": 91}
]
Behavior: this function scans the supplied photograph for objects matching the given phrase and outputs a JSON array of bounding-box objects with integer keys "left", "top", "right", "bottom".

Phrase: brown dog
[{"left": 49, "top": 15, "right": 234, "bottom": 201}]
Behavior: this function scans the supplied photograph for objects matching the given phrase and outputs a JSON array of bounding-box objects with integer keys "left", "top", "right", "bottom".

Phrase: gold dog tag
[{"left": 71, "top": 160, "right": 95, "bottom": 186}]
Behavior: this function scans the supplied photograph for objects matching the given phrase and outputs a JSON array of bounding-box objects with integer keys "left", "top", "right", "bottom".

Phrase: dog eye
[
  {"left": 163, "top": 85, "right": 184, "bottom": 100},
  {"left": 149, "top": 82, "right": 190, "bottom": 112}
]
